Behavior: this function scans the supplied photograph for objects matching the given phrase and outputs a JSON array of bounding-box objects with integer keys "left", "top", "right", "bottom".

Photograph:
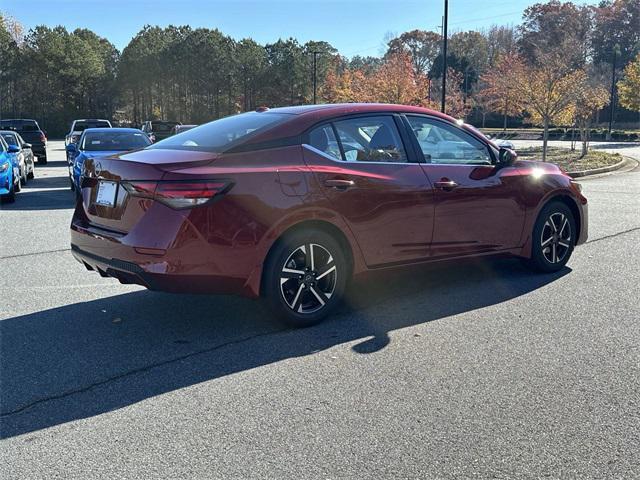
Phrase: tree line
[{"left": 1, "top": 0, "right": 639, "bottom": 147}]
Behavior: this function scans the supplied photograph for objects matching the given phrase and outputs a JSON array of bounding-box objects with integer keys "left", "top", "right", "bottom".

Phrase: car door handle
[
  {"left": 434, "top": 180, "right": 458, "bottom": 191},
  {"left": 324, "top": 179, "right": 355, "bottom": 190}
]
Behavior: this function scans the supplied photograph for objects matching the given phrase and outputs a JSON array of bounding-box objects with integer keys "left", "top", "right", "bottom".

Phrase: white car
[{"left": 65, "top": 119, "right": 112, "bottom": 147}]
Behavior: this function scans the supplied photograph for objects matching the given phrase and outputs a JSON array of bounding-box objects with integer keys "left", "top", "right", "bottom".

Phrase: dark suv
[
  {"left": 0, "top": 119, "right": 48, "bottom": 164},
  {"left": 141, "top": 120, "right": 181, "bottom": 142}
]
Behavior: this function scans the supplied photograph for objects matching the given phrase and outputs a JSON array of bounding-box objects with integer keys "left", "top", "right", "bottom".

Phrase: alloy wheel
[
  {"left": 280, "top": 243, "right": 337, "bottom": 314},
  {"left": 540, "top": 212, "right": 572, "bottom": 264}
]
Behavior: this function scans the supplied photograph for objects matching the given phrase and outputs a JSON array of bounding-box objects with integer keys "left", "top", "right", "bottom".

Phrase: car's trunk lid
[{"left": 81, "top": 148, "right": 219, "bottom": 233}]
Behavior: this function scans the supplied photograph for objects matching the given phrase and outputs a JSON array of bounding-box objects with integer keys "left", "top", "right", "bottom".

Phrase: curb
[{"left": 567, "top": 156, "right": 637, "bottom": 178}]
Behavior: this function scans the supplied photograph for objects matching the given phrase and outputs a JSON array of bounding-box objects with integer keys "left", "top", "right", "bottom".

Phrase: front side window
[
  {"left": 407, "top": 116, "right": 492, "bottom": 165},
  {"left": 149, "top": 112, "right": 291, "bottom": 153},
  {"left": 81, "top": 131, "right": 151, "bottom": 151},
  {"left": 333, "top": 116, "right": 407, "bottom": 163}
]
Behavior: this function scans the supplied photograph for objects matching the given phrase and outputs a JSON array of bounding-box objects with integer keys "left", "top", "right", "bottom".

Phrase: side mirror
[
  {"left": 7, "top": 145, "right": 20, "bottom": 153},
  {"left": 23, "top": 143, "right": 32, "bottom": 149},
  {"left": 498, "top": 147, "right": 517, "bottom": 167},
  {"left": 66, "top": 143, "right": 77, "bottom": 153}
]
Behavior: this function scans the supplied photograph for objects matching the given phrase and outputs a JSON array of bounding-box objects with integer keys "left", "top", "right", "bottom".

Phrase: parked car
[
  {"left": 70, "top": 104, "right": 588, "bottom": 327},
  {"left": 0, "top": 136, "right": 20, "bottom": 203},
  {"left": 171, "top": 124, "right": 198, "bottom": 135},
  {"left": 1, "top": 130, "right": 35, "bottom": 184},
  {"left": 65, "top": 119, "right": 112, "bottom": 147},
  {"left": 141, "top": 120, "right": 181, "bottom": 142},
  {"left": 66, "top": 128, "right": 151, "bottom": 193},
  {"left": 0, "top": 119, "right": 48, "bottom": 164}
]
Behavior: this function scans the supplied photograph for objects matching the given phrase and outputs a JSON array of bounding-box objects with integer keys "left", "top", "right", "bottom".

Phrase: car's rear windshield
[
  {"left": 148, "top": 112, "right": 291, "bottom": 153},
  {"left": 152, "top": 121, "right": 179, "bottom": 132},
  {"left": 0, "top": 133, "right": 19, "bottom": 146},
  {"left": 81, "top": 131, "right": 151, "bottom": 152},
  {"left": 0, "top": 120, "right": 39, "bottom": 131},
  {"left": 75, "top": 121, "right": 111, "bottom": 131}
]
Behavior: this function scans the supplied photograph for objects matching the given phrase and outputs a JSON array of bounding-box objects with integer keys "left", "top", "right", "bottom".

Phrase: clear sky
[{"left": 3, "top": 0, "right": 596, "bottom": 56}]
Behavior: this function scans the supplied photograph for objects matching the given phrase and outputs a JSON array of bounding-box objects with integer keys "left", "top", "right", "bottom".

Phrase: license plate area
[{"left": 95, "top": 181, "right": 118, "bottom": 207}]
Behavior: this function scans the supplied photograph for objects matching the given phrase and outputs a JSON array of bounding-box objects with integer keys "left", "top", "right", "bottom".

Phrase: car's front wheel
[
  {"left": 263, "top": 229, "right": 348, "bottom": 327},
  {"left": 38, "top": 155, "right": 47, "bottom": 165},
  {"left": 524, "top": 201, "right": 576, "bottom": 273}
]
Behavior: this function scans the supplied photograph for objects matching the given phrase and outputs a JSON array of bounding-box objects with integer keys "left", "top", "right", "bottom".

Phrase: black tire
[
  {"left": 523, "top": 201, "right": 576, "bottom": 273},
  {"left": 21, "top": 167, "right": 28, "bottom": 185},
  {"left": 70, "top": 176, "right": 75, "bottom": 192},
  {"left": 38, "top": 155, "right": 47, "bottom": 165},
  {"left": 263, "top": 229, "right": 348, "bottom": 327},
  {"left": 27, "top": 167, "right": 34, "bottom": 180},
  {"left": 2, "top": 180, "right": 16, "bottom": 203},
  {"left": 15, "top": 174, "right": 21, "bottom": 192}
]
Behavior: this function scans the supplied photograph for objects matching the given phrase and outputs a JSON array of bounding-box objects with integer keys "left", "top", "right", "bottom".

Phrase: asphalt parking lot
[{"left": 1, "top": 140, "right": 639, "bottom": 478}]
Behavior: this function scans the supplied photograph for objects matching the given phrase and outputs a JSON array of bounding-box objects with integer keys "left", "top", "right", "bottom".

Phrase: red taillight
[
  {"left": 40, "top": 133, "right": 47, "bottom": 142},
  {"left": 122, "top": 180, "right": 231, "bottom": 209}
]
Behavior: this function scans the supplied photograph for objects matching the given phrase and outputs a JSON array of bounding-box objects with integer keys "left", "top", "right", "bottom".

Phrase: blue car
[
  {"left": 66, "top": 128, "right": 151, "bottom": 193},
  {"left": 0, "top": 135, "right": 21, "bottom": 203}
]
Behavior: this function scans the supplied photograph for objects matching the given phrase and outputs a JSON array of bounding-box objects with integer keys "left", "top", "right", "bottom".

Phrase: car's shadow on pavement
[
  {"left": 0, "top": 187, "right": 75, "bottom": 210},
  {"left": 0, "top": 258, "right": 570, "bottom": 439}
]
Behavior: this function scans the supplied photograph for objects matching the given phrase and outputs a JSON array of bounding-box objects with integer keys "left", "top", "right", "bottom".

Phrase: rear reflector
[{"left": 122, "top": 180, "right": 231, "bottom": 209}]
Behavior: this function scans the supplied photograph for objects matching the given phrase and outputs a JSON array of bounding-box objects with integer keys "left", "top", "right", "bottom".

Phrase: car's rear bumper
[
  {"left": 29, "top": 142, "right": 46, "bottom": 154},
  {"left": 70, "top": 215, "right": 261, "bottom": 298}
]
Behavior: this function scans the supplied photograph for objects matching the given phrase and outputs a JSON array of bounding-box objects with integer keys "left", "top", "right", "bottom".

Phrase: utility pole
[
  {"left": 441, "top": 0, "right": 449, "bottom": 113},
  {"left": 312, "top": 51, "right": 320, "bottom": 104},
  {"left": 607, "top": 44, "right": 620, "bottom": 141}
]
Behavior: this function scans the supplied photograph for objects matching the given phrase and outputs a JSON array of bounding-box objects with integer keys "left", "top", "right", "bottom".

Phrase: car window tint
[
  {"left": 308, "top": 125, "right": 341, "bottom": 161},
  {"left": 333, "top": 116, "right": 407, "bottom": 163},
  {"left": 406, "top": 116, "right": 491, "bottom": 165}
]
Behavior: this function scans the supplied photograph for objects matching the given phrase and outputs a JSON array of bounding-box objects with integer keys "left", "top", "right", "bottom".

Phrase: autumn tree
[
  {"left": 368, "top": 52, "right": 429, "bottom": 106},
  {"left": 617, "top": 53, "right": 640, "bottom": 112},
  {"left": 478, "top": 53, "right": 523, "bottom": 132},
  {"left": 518, "top": 1, "right": 593, "bottom": 68},
  {"left": 386, "top": 30, "right": 441, "bottom": 77},
  {"left": 510, "top": 52, "right": 584, "bottom": 161},
  {"left": 572, "top": 77, "right": 610, "bottom": 156},
  {"left": 321, "top": 60, "right": 368, "bottom": 103}
]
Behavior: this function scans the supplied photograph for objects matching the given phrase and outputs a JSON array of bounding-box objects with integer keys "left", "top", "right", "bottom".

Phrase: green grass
[{"left": 516, "top": 147, "right": 623, "bottom": 171}]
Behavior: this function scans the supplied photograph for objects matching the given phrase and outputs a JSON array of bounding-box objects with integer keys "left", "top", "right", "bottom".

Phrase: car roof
[
  {"left": 0, "top": 130, "right": 19, "bottom": 135},
  {"left": 81, "top": 127, "right": 143, "bottom": 133},
  {"left": 73, "top": 119, "right": 110, "bottom": 122},
  {"left": 0, "top": 118, "right": 37, "bottom": 122},
  {"left": 245, "top": 103, "right": 459, "bottom": 146}
]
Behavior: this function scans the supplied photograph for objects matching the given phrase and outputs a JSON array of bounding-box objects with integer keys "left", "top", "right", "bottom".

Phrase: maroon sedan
[{"left": 71, "top": 104, "right": 587, "bottom": 326}]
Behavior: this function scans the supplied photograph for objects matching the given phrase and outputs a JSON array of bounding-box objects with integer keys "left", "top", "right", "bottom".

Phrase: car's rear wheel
[
  {"left": 2, "top": 180, "right": 16, "bottom": 203},
  {"left": 15, "top": 173, "right": 21, "bottom": 192},
  {"left": 27, "top": 166, "right": 34, "bottom": 179},
  {"left": 263, "top": 229, "right": 347, "bottom": 327},
  {"left": 523, "top": 201, "right": 576, "bottom": 273},
  {"left": 38, "top": 155, "right": 47, "bottom": 165}
]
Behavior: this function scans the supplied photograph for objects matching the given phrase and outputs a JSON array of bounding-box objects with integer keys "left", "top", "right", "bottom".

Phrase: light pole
[
  {"left": 440, "top": 0, "right": 449, "bottom": 113},
  {"left": 607, "top": 44, "right": 620, "bottom": 140},
  {"left": 312, "top": 51, "right": 320, "bottom": 104}
]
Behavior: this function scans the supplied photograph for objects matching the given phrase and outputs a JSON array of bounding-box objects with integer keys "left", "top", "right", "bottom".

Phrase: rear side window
[
  {"left": 308, "top": 125, "right": 341, "bottom": 161},
  {"left": 149, "top": 112, "right": 291, "bottom": 153},
  {"left": 333, "top": 116, "right": 407, "bottom": 163}
]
